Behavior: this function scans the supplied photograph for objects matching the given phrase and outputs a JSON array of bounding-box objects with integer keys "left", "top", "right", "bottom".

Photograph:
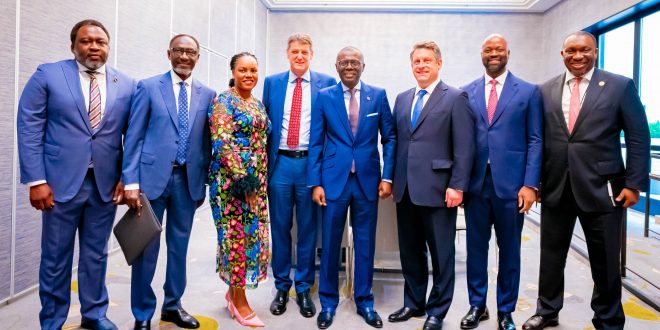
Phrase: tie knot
[
  {"left": 85, "top": 70, "right": 97, "bottom": 79},
  {"left": 350, "top": 88, "right": 357, "bottom": 96},
  {"left": 418, "top": 89, "right": 428, "bottom": 97},
  {"left": 179, "top": 81, "right": 186, "bottom": 87},
  {"left": 490, "top": 79, "right": 498, "bottom": 86},
  {"left": 573, "top": 77, "right": 582, "bottom": 84},
  {"left": 295, "top": 77, "right": 302, "bottom": 84}
]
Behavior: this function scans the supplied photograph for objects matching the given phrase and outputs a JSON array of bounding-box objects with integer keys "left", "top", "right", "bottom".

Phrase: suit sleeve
[
  {"left": 17, "top": 65, "right": 49, "bottom": 184},
  {"left": 122, "top": 80, "right": 150, "bottom": 186},
  {"left": 621, "top": 79, "right": 650, "bottom": 191},
  {"left": 524, "top": 85, "right": 543, "bottom": 188},
  {"left": 449, "top": 91, "right": 475, "bottom": 191},
  {"left": 262, "top": 77, "right": 271, "bottom": 114},
  {"left": 379, "top": 91, "right": 396, "bottom": 181},
  {"left": 307, "top": 94, "right": 326, "bottom": 187}
]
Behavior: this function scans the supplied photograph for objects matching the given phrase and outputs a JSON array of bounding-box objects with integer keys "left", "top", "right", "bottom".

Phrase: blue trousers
[
  {"left": 39, "top": 170, "right": 116, "bottom": 329},
  {"left": 319, "top": 174, "right": 378, "bottom": 313},
  {"left": 268, "top": 155, "right": 318, "bottom": 293},
  {"left": 464, "top": 170, "right": 524, "bottom": 312},
  {"left": 130, "top": 167, "right": 197, "bottom": 321}
]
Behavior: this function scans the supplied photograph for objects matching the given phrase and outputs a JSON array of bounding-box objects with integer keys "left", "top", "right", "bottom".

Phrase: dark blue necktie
[
  {"left": 411, "top": 89, "right": 428, "bottom": 128},
  {"left": 175, "top": 81, "right": 189, "bottom": 165}
]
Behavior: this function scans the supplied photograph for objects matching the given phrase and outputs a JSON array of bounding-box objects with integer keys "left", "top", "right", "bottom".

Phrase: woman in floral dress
[{"left": 208, "top": 52, "right": 270, "bottom": 327}]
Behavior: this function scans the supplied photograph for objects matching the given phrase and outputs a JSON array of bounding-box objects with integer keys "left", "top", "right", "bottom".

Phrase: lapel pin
[
  {"left": 599, "top": 81, "right": 605, "bottom": 87},
  {"left": 113, "top": 77, "right": 118, "bottom": 83},
  {"left": 366, "top": 96, "right": 371, "bottom": 101}
]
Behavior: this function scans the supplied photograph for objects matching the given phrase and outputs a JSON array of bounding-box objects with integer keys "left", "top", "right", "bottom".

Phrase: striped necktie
[{"left": 86, "top": 70, "right": 101, "bottom": 130}]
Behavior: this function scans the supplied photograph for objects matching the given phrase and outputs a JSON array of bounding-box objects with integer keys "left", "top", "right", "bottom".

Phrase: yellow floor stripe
[{"left": 623, "top": 298, "right": 660, "bottom": 321}]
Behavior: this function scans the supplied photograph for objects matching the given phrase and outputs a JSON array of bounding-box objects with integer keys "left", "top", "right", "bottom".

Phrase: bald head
[
  {"left": 481, "top": 34, "right": 510, "bottom": 78},
  {"left": 336, "top": 46, "right": 364, "bottom": 62}
]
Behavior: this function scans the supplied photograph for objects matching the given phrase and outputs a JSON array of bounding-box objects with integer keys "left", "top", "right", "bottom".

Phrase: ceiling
[{"left": 258, "top": 0, "right": 564, "bottom": 12}]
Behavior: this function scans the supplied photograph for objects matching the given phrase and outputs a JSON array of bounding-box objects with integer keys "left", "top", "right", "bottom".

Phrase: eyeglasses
[
  {"left": 337, "top": 60, "right": 362, "bottom": 68},
  {"left": 170, "top": 47, "right": 198, "bottom": 56}
]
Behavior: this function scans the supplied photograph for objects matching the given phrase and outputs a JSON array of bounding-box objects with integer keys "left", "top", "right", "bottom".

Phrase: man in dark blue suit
[
  {"left": 308, "top": 46, "right": 396, "bottom": 329},
  {"left": 523, "top": 31, "right": 649, "bottom": 330},
  {"left": 388, "top": 41, "right": 475, "bottom": 330},
  {"left": 460, "top": 34, "right": 542, "bottom": 330},
  {"left": 17, "top": 19, "right": 135, "bottom": 330},
  {"left": 262, "top": 33, "right": 336, "bottom": 318},
  {"left": 122, "top": 34, "right": 216, "bottom": 330}
]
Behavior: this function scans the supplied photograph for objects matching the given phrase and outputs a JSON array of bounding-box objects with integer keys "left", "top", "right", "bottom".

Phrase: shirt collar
[
  {"left": 289, "top": 70, "right": 311, "bottom": 83},
  {"left": 77, "top": 61, "right": 106, "bottom": 75},
  {"left": 416, "top": 77, "right": 440, "bottom": 95},
  {"left": 484, "top": 70, "right": 508, "bottom": 86},
  {"left": 170, "top": 69, "right": 192, "bottom": 86},
  {"left": 565, "top": 67, "right": 594, "bottom": 83},
  {"left": 342, "top": 81, "right": 362, "bottom": 93}
]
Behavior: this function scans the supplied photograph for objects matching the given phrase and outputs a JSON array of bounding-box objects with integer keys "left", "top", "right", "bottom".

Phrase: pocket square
[{"left": 366, "top": 112, "right": 379, "bottom": 117}]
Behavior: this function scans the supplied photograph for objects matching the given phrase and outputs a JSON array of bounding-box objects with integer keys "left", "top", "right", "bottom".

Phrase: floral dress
[{"left": 208, "top": 87, "right": 271, "bottom": 289}]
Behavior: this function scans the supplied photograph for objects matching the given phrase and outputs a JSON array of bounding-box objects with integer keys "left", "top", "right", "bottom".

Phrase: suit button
[
  {"left": 171, "top": 161, "right": 176, "bottom": 165},
  {"left": 91, "top": 135, "right": 96, "bottom": 140},
  {"left": 175, "top": 140, "right": 179, "bottom": 144}
]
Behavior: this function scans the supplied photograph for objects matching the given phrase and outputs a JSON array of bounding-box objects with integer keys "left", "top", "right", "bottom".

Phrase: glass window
[
  {"left": 641, "top": 11, "right": 660, "bottom": 142},
  {"left": 600, "top": 21, "right": 635, "bottom": 79}
]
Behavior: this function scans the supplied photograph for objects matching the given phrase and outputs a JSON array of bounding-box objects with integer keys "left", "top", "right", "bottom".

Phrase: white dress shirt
[
  {"left": 341, "top": 81, "right": 361, "bottom": 115},
  {"left": 484, "top": 70, "right": 508, "bottom": 105},
  {"left": 279, "top": 70, "right": 312, "bottom": 151},
  {"left": 411, "top": 77, "right": 441, "bottom": 119},
  {"left": 562, "top": 67, "right": 594, "bottom": 126}
]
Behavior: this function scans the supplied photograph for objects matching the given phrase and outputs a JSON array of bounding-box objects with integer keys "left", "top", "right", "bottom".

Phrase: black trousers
[
  {"left": 537, "top": 181, "right": 625, "bottom": 330},
  {"left": 396, "top": 188, "right": 457, "bottom": 318}
]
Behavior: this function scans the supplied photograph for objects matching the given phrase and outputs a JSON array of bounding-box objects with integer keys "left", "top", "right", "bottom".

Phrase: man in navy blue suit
[
  {"left": 460, "top": 34, "right": 542, "bottom": 330},
  {"left": 17, "top": 19, "right": 135, "bottom": 330},
  {"left": 388, "top": 41, "right": 475, "bottom": 330},
  {"left": 262, "top": 33, "right": 336, "bottom": 318},
  {"left": 122, "top": 34, "right": 216, "bottom": 330},
  {"left": 308, "top": 46, "right": 396, "bottom": 329}
]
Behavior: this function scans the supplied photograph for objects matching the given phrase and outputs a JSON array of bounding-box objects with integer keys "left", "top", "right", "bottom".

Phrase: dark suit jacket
[
  {"left": 122, "top": 72, "right": 216, "bottom": 201},
  {"left": 392, "top": 81, "right": 475, "bottom": 207},
  {"left": 18, "top": 59, "right": 135, "bottom": 203},
  {"left": 462, "top": 72, "right": 543, "bottom": 199},
  {"left": 262, "top": 70, "right": 337, "bottom": 179},
  {"left": 307, "top": 82, "right": 396, "bottom": 201},
  {"left": 541, "top": 68, "right": 650, "bottom": 212}
]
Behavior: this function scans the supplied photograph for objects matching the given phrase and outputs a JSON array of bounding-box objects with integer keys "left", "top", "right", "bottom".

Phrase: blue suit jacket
[
  {"left": 307, "top": 82, "right": 396, "bottom": 201},
  {"left": 392, "top": 81, "right": 475, "bottom": 207},
  {"left": 461, "top": 72, "right": 543, "bottom": 199},
  {"left": 17, "top": 59, "right": 135, "bottom": 203},
  {"left": 122, "top": 71, "right": 216, "bottom": 201},
  {"left": 262, "top": 70, "right": 336, "bottom": 179}
]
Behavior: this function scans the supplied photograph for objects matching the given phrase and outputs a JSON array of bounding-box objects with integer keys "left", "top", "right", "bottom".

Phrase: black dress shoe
[
  {"left": 460, "top": 306, "right": 489, "bottom": 329},
  {"left": 297, "top": 290, "right": 316, "bottom": 317},
  {"left": 357, "top": 308, "right": 383, "bottom": 328},
  {"left": 161, "top": 307, "right": 200, "bottom": 329},
  {"left": 522, "top": 314, "right": 559, "bottom": 330},
  {"left": 133, "top": 320, "right": 150, "bottom": 330},
  {"left": 317, "top": 311, "right": 334, "bottom": 329},
  {"left": 497, "top": 312, "right": 515, "bottom": 330},
  {"left": 270, "top": 289, "right": 289, "bottom": 315},
  {"left": 80, "top": 317, "right": 118, "bottom": 330},
  {"left": 423, "top": 315, "right": 443, "bottom": 330},
  {"left": 388, "top": 306, "right": 426, "bottom": 322}
]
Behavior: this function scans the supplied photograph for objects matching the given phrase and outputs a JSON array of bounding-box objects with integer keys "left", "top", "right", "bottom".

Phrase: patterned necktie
[
  {"left": 348, "top": 88, "right": 359, "bottom": 135},
  {"left": 568, "top": 77, "right": 582, "bottom": 134},
  {"left": 86, "top": 70, "right": 101, "bottom": 130},
  {"left": 287, "top": 77, "right": 303, "bottom": 149},
  {"left": 487, "top": 79, "right": 498, "bottom": 124},
  {"left": 176, "top": 81, "right": 189, "bottom": 165},
  {"left": 411, "top": 89, "right": 428, "bottom": 128}
]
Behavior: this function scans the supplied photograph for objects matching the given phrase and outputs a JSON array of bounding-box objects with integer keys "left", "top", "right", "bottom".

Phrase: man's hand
[
  {"left": 245, "top": 191, "right": 258, "bottom": 211},
  {"left": 30, "top": 183, "right": 54, "bottom": 210},
  {"left": 312, "top": 186, "right": 326, "bottom": 206},
  {"left": 124, "top": 189, "right": 142, "bottom": 216},
  {"left": 112, "top": 181, "right": 124, "bottom": 205},
  {"left": 378, "top": 181, "right": 392, "bottom": 199},
  {"left": 616, "top": 188, "right": 640, "bottom": 208},
  {"left": 518, "top": 186, "right": 537, "bottom": 214},
  {"left": 445, "top": 188, "right": 463, "bottom": 208}
]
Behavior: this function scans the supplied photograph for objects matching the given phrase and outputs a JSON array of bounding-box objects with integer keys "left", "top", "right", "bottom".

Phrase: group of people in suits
[{"left": 16, "top": 17, "right": 649, "bottom": 330}]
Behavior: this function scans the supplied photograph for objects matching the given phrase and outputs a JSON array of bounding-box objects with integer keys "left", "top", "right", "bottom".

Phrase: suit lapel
[
  {"left": 355, "top": 83, "right": 372, "bottom": 141},
  {"left": 413, "top": 82, "right": 447, "bottom": 133},
  {"left": 96, "top": 66, "right": 118, "bottom": 132},
  {"left": 401, "top": 88, "right": 415, "bottom": 134},
  {"left": 273, "top": 72, "right": 289, "bottom": 139},
  {"left": 63, "top": 60, "right": 92, "bottom": 134},
  {"left": 491, "top": 73, "right": 518, "bottom": 126},
  {"left": 572, "top": 69, "right": 606, "bottom": 135},
  {"left": 331, "top": 83, "right": 353, "bottom": 140},
  {"left": 549, "top": 74, "right": 569, "bottom": 136},
  {"left": 470, "top": 78, "right": 488, "bottom": 124},
  {"left": 187, "top": 80, "right": 203, "bottom": 135},
  {"left": 159, "top": 72, "right": 179, "bottom": 132}
]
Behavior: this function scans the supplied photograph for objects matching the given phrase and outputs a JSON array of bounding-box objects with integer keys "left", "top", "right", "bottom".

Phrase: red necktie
[
  {"left": 487, "top": 79, "right": 498, "bottom": 124},
  {"left": 568, "top": 77, "right": 582, "bottom": 134},
  {"left": 286, "top": 77, "right": 303, "bottom": 149}
]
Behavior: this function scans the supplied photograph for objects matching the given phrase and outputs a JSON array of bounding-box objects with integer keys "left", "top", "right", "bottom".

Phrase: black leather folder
[{"left": 113, "top": 195, "right": 162, "bottom": 265}]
